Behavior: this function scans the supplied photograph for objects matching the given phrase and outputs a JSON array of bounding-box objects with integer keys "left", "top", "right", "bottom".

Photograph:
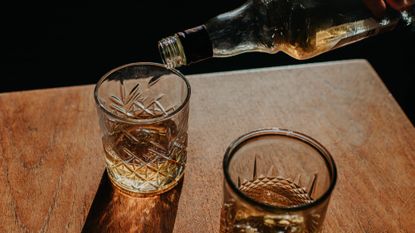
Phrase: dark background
[{"left": 2, "top": 1, "right": 414, "bottom": 124}]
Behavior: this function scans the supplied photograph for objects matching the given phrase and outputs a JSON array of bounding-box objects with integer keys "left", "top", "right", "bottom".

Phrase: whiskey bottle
[{"left": 158, "top": 0, "right": 414, "bottom": 68}]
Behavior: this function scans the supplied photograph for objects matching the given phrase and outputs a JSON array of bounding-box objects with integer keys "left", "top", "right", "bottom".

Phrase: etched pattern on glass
[
  {"left": 221, "top": 157, "right": 321, "bottom": 233},
  {"left": 102, "top": 80, "right": 187, "bottom": 194},
  {"left": 108, "top": 82, "right": 177, "bottom": 119}
]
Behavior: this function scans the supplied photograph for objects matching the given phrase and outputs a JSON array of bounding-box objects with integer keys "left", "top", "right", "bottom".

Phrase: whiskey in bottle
[{"left": 158, "top": 0, "right": 414, "bottom": 68}]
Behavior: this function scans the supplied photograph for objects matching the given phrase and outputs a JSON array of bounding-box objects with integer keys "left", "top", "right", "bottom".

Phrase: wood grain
[
  {"left": 81, "top": 173, "right": 183, "bottom": 233},
  {"left": 0, "top": 86, "right": 104, "bottom": 233},
  {"left": 0, "top": 59, "right": 414, "bottom": 232}
]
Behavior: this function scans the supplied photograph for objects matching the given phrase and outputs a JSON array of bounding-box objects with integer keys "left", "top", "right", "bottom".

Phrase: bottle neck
[
  {"left": 158, "top": 25, "right": 213, "bottom": 68},
  {"left": 158, "top": 1, "right": 264, "bottom": 68}
]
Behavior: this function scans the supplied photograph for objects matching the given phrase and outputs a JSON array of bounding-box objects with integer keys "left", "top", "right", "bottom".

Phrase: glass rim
[
  {"left": 223, "top": 128, "right": 337, "bottom": 212},
  {"left": 94, "top": 62, "right": 191, "bottom": 124}
]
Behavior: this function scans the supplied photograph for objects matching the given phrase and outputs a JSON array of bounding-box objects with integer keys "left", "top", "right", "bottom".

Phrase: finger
[
  {"left": 386, "top": 0, "right": 414, "bottom": 10},
  {"left": 363, "top": 0, "right": 388, "bottom": 17},
  {"left": 386, "top": 0, "right": 407, "bottom": 10}
]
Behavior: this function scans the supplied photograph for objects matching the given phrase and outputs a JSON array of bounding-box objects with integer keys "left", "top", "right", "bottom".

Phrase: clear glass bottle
[{"left": 158, "top": 0, "right": 414, "bottom": 68}]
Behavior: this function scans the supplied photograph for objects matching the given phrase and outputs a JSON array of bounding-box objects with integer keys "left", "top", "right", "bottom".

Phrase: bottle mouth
[{"left": 158, "top": 35, "right": 187, "bottom": 68}]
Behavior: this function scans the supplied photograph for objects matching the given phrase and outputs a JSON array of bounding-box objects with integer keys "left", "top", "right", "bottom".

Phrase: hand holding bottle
[{"left": 364, "top": 0, "right": 414, "bottom": 17}]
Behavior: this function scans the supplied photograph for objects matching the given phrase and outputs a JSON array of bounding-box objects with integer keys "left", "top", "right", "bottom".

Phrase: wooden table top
[{"left": 1, "top": 59, "right": 414, "bottom": 233}]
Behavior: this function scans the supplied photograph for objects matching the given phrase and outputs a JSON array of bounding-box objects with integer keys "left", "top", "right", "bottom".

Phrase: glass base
[{"left": 106, "top": 168, "right": 185, "bottom": 197}]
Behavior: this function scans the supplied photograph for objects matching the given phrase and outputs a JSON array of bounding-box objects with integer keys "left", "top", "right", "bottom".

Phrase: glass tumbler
[
  {"left": 94, "top": 62, "right": 191, "bottom": 196},
  {"left": 221, "top": 128, "right": 337, "bottom": 233}
]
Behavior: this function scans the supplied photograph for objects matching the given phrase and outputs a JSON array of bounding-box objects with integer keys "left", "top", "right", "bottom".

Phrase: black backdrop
[{"left": 3, "top": 1, "right": 414, "bottom": 124}]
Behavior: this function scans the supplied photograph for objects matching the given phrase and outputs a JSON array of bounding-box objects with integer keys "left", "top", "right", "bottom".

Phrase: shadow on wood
[{"left": 81, "top": 172, "right": 184, "bottom": 233}]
